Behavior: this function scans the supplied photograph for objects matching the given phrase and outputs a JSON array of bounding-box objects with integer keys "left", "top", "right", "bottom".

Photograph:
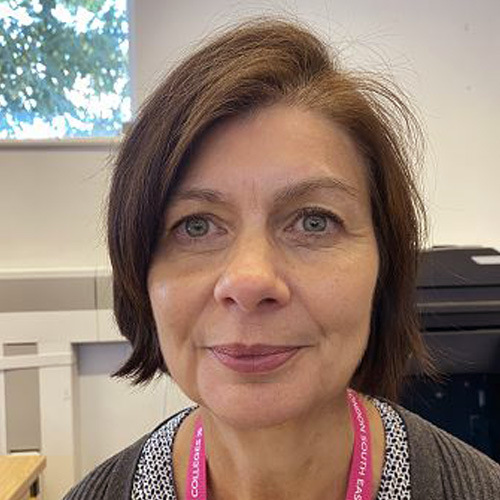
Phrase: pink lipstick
[{"left": 209, "top": 344, "right": 301, "bottom": 373}]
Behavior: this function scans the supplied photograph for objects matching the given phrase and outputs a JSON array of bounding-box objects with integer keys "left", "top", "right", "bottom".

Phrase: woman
[{"left": 64, "top": 18, "right": 500, "bottom": 500}]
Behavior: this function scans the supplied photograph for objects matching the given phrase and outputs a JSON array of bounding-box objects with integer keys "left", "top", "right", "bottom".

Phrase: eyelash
[{"left": 170, "top": 206, "right": 344, "bottom": 245}]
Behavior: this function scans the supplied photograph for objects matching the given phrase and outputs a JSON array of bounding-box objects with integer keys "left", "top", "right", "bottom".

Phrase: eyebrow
[{"left": 169, "top": 176, "right": 359, "bottom": 208}]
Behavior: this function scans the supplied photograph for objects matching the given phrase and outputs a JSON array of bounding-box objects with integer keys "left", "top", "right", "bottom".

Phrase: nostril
[
  {"left": 220, "top": 295, "right": 278, "bottom": 312},
  {"left": 262, "top": 297, "right": 277, "bottom": 305},
  {"left": 256, "top": 297, "right": 280, "bottom": 311},
  {"left": 214, "top": 273, "right": 290, "bottom": 312}
]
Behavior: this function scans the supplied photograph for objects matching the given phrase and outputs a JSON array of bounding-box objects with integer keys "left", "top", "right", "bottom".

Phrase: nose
[{"left": 213, "top": 237, "right": 291, "bottom": 313}]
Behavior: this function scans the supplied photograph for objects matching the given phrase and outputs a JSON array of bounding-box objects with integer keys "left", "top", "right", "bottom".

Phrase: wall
[
  {"left": 76, "top": 343, "right": 191, "bottom": 478},
  {"left": 0, "top": 143, "right": 112, "bottom": 269}
]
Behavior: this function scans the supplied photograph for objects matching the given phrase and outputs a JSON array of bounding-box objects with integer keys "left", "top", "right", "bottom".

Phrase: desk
[{"left": 0, "top": 455, "right": 46, "bottom": 500}]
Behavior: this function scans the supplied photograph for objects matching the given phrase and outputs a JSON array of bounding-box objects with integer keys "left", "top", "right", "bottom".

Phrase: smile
[{"left": 208, "top": 344, "right": 302, "bottom": 373}]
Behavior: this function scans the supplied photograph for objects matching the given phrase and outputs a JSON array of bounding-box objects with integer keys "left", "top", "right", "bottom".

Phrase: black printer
[
  {"left": 416, "top": 246, "right": 500, "bottom": 373},
  {"left": 403, "top": 246, "right": 500, "bottom": 462}
]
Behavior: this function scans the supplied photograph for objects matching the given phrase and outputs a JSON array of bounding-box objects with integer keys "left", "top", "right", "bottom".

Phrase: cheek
[
  {"left": 148, "top": 266, "right": 213, "bottom": 376},
  {"left": 306, "top": 267, "right": 377, "bottom": 389},
  {"left": 149, "top": 261, "right": 203, "bottom": 335},
  {"left": 301, "top": 250, "right": 378, "bottom": 348},
  {"left": 149, "top": 279, "right": 198, "bottom": 395},
  {"left": 149, "top": 279, "right": 178, "bottom": 334},
  {"left": 149, "top": 283, "right": 178, "bottom": 369}
]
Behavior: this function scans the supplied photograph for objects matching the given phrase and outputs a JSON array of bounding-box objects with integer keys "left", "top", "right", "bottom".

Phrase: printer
[
  {"left": 416, "top": 246, "right": 500, "bottom": 373},
  {"left": 403, "top": 246, "right": 500, "bottom": 462}
]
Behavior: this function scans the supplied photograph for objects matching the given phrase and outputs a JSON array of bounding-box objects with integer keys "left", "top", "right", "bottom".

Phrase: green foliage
[{"left": 0, "top": 0, "right": 129, "bottom": 138}]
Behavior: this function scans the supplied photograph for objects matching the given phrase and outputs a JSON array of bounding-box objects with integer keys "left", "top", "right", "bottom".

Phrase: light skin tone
[{"left": 148, "top": 104, "right": 385, "bottom": 500}]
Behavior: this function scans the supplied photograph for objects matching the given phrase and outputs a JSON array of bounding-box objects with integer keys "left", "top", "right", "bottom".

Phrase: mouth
[{"left": 208, "top": 344, "right": 303, "bottom": 374}]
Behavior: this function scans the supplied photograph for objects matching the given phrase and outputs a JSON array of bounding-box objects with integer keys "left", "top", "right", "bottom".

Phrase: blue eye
[
  {"left": 292, "top": 207, "right": 343, "bottom": 235},
  {"left": 171, "top": 214, "right": 224, "bottom": 246},
  {"left": 183, "top": 216, "right": 210, "bottom": 237},
  {"left": 170, "top": 207, "right": 343, "bottom": 247},
  {"left": 302, "top": 213, "right": 328, "bottom": 232}
]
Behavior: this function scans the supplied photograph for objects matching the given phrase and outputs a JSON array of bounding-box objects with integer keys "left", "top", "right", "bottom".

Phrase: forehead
[{"left": 173, "top": 104, "right": 371, "bottom": 207}]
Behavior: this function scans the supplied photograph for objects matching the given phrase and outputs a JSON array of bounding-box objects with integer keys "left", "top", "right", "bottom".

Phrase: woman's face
[{"left": 148, "top": 104, "right": 379, "bottom": 428}]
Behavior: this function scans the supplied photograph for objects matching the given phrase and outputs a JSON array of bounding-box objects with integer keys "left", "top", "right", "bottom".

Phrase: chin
[
  {"left": 206, "top": 401, "right": 306, "bottom": 430},
  {"left": 174, "top": 351, "right": 350, "bottom": 429},
  {"left": 196, "top": 378, "right": 322, "bottom": 430}
]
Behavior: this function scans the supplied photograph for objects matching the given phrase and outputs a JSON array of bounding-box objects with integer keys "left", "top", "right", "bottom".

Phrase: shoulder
[
  {"left": 62, "top": 434, "right": 148, "bottom": 500},
  {"left": 392, "top": 403, "right": 500, "bottom": 500},
  {"left": 62, "top": 408, "right": 194, "bottom": 500}
]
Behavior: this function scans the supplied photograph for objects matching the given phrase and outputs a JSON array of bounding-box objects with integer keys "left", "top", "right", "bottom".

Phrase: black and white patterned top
[{"left": 131, "top": 399, "right": 411, "bottom": 500}]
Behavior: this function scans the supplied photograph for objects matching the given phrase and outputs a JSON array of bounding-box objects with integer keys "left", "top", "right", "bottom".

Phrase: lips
[{"left": 208, "top": 344, "right": 301, "bottom": 373}]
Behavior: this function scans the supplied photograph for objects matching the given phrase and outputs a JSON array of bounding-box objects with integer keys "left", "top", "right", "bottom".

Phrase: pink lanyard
[{"left": 185, "top": 389, "right": 372, "bottom": 500}]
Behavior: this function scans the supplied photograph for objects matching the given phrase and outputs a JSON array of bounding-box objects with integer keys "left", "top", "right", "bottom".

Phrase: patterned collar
[{"left": 131, "top": 399, "right": 411, "bottom": 499}]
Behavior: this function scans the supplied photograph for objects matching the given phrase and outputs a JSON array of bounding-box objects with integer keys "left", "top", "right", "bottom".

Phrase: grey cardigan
[{"left": 63, "top": 405, "right": 500, "bottom": 499}]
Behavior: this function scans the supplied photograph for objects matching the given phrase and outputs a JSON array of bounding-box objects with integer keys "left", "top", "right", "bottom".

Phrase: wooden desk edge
[{"left": 0, "top": 455, "right": 46, "bottom": 500}]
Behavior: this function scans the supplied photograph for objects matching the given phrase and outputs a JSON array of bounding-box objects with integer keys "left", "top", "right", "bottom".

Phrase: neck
[{"left": 200, "top": 395, "right": 353, "bottom": 500}]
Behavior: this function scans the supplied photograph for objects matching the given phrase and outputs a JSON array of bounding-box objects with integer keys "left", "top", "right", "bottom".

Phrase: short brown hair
[{"left": 108, "top": 18, "right": 434, "bottom": 400}]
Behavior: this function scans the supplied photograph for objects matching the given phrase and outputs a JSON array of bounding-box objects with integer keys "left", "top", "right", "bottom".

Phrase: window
[{"left": 0, "top": 0, "right": 130, "bottom": 139}]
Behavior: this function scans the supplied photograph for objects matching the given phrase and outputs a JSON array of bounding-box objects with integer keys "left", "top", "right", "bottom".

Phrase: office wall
[
  {"left": 0, "top": 144, "right": 112, "bottom": 269},
  {"left": 76, "top": 343, "right": 191, "bottom": 477}
]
